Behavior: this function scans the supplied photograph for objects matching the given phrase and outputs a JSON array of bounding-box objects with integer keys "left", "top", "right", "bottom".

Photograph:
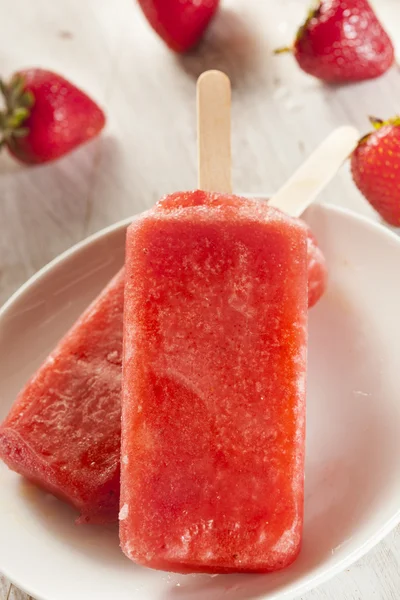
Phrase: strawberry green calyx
[
  {"left": 274, "top": 1, "right": 321, "bottom": 55},
  {"left": 296, "top": 1, "right": 322, "bottom": 43},
  {"left": 0, "top": 74, "right": 34, "bottom": 148},
  {"left": 369, "top": 115, "right": 400, "bottom": 130},
  {"left": 356, "top": 116, "right": 400, "bottom": 148}
]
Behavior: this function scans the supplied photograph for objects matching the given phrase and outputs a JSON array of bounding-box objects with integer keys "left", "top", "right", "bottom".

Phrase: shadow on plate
[{"left": 17, "top": 478, "right": 135, "bottom": 572}]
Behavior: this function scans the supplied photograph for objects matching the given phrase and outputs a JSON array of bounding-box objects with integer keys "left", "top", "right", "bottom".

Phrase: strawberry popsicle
[
  {"left": 0, "top": 269, "right": 124, "bottom": 524},
  {"left": 120, "top": 190, "right": 308, "bottom": 573}
]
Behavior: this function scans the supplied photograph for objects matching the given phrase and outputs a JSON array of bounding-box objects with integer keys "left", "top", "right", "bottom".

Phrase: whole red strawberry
[
  {"left": 351, "top": 117, "right": 400, "bottom": 226},
  {"left": 0, "top": 69, "right": 105, "bottom": 165},
  {"left": 276, "top": 0, "right": 394, "bottom": 83},
  {"left": 138, "top": 0, "right": 219, "bottom": 53}
]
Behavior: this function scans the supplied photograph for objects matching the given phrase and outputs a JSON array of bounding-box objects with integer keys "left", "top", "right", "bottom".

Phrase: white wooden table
[{"left": 1, "top": 0, "right": 400, "bottom": 598}]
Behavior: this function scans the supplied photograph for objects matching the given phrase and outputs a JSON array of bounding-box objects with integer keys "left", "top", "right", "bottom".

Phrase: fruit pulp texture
[
  {"left": 121, "top": 191, "right": 308, "bottom": 573},
  {"left": 0, "top": 269, "right": 124, "bottom": 523}
]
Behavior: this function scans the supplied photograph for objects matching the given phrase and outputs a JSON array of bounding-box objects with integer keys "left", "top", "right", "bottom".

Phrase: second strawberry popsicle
[{"left": 0, "top": 269, "right": 124, "bottom": 523}]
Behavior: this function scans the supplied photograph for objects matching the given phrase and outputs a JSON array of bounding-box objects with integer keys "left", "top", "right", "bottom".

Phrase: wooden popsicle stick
[
  {"left": 197, "top": 70, "right": 232, "bottom": 193},
  {"left": 268, "top": 126, "right": 360, "bottom": 218}
]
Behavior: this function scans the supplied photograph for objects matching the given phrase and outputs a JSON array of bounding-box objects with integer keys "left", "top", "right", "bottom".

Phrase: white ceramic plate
[{"left": 1, "top": 202, "right": 400, "bottom": 600}]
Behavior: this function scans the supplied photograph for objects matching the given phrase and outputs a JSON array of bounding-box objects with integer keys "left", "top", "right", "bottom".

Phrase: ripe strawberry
[
  {"left": 0, "top": 69, "right": 105, "bottom": 165},
  {"left": 351, "top": 117, "right": 400, "bottom": 226},
  {"left": 137, "top": 0, "right": 219, "bottom": 53},
  {"left": 276, "top": 0, "right": 394, "bottom": 83}
]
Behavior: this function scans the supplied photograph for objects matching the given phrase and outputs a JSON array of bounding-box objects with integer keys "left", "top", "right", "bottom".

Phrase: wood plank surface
[{"left": 1, "top": 0, "right": 400, "bottom": 598}]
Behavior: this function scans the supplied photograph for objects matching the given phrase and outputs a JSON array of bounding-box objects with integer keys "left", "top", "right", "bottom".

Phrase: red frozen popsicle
[
  {"left": 0, "top": 269, "right": 124, "bottom": 523},
  {"left": 120, "top": 190, "right": 308, "bottom": 573}
]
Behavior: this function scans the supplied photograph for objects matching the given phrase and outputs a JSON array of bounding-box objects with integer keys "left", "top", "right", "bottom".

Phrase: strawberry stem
[
  {"left": 0, "top": 74, "right": 34, "bottom": 148},
  {"left": 274, "top": 46, "right": 293, "bottom": 55}
]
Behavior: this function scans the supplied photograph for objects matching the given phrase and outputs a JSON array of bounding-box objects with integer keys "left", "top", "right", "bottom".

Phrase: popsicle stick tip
[
  {"left": 197, "top": 70, "right": 231, "bottom": 89},
  {"left": 269, "top": 125, "right": 360, "bottom": 218},
  {"left": 197, "top": 70, "right": 232, "bottom": 193},
  {"left": 336, "top": 124, "right": 359, "bottom": 136},
  {"left": 330, "top": 124, "right": 360, "bottom": 145}
]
